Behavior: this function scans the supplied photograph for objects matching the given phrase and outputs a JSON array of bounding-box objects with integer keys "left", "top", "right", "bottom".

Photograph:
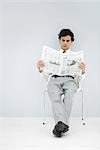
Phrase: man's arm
[{"left": 36, "top": 60, "right": 50, "bottom": 81}]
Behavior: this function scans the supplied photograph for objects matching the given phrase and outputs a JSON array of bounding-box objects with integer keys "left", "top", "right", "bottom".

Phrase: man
[{"left": 37, "top": 29, "right": 86, "bottom": 137}]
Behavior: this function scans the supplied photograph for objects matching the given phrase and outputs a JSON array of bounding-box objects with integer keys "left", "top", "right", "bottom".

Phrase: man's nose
[{"left": 64, "top": 42, "right": 67, "bottom": 45}]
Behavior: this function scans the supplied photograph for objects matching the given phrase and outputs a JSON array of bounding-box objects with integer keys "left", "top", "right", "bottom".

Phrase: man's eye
[
  {"left": 62, "top": 40, "right": 65, "bottom": 42},
  {"left": 67, "top": 40, "right": 70, "bottom": 42}
]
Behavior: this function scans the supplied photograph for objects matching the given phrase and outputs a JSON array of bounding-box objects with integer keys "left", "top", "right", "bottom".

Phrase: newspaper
[{"left": 41, "top": 45, "right": 83, "bottom": 76}]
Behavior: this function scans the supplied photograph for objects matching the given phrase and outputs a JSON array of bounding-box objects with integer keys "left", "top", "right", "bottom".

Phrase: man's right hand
[{"left": 36, "top": 60, "right": 45, "bottom": 73}]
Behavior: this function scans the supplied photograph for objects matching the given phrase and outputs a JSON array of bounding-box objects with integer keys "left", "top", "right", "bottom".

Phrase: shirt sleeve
[{"left": 40, "top": 71, "right": 50, "bottom": 82}]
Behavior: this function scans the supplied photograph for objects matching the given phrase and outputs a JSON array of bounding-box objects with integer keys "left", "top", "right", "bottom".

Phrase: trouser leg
[
  {"left": 63, "top": 80, "right": 78, "bottom": 124},
  {"left": 47, "top": 79, "right": 68, "bottom": 125}
]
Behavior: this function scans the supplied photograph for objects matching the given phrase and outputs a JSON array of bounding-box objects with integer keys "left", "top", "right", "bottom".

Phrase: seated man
[{"left": 36, "top": 29, "right": 86, "bottom": 137}]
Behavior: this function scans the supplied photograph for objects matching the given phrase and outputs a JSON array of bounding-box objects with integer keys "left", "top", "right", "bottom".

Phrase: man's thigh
[
  {"left": 47, "top": 78, "right": 63, "bottom": 101},
  {"left": 63, "top": 79, "right": 78, "bottom": 95}
]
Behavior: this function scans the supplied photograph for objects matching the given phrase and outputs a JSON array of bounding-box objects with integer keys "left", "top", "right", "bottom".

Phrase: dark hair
[{"left": 58, "top": 29, "right": 74, "bottom": 41}]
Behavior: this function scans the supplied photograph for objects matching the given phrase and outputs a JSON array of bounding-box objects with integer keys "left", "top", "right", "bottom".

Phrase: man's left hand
[{"left": 79, "top": 62, "right": 86, "bottom": 74}]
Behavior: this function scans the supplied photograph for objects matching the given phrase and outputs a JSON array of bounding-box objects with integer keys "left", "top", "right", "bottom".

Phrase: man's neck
[{"left": 60, "top": 48, "right": 70, "bottom": 53}]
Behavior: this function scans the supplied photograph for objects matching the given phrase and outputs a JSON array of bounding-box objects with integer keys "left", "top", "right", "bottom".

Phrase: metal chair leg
[
  {"left": 42, "top": 89, "right": 46, "bottom": 125},
  {"left": 80, "top": 89, "right": 85, "bottom": 125}
]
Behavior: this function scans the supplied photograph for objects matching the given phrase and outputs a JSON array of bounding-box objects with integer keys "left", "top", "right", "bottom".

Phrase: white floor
[{"left": 0, "top": 117, "right": 100, "bottom": 150}]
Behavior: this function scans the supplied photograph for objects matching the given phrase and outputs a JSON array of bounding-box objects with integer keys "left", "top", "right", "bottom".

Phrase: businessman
[{"left": 37, "top": 29, "right": 86, "bottom": 137}]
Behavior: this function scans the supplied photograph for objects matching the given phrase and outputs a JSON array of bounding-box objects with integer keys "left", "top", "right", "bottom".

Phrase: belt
[{"left": 52, "top": 75, "right": 74, "bottom": 79}]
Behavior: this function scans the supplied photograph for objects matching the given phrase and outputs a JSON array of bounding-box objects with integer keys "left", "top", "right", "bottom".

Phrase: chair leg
[
  {"left": 42, "top": 90, "right": 46, "bottom": 125},
  {"left": 81, "top": 89, "right": 85, "bottom": 125}
]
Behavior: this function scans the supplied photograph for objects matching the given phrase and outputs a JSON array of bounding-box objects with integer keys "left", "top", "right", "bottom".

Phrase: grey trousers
[{"left": 47, "top": 76, "right": 78, "bottom": 126}]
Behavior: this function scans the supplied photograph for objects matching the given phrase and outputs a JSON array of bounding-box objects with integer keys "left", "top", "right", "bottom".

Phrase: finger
[
  {"left": 80, "top": 64, "right": 85, "bottom": 67},
  {"left": 39, "top": 61, "right": 44, "bottom": 64}
]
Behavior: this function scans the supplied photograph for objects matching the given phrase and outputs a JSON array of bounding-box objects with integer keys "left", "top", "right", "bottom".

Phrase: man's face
[{"left": 59, "top": 35, "right": 72, "bottom": 51}]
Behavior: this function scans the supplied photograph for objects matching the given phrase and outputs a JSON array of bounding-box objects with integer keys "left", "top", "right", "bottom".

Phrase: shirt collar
[{"left": 60, "top": 48, "right": 71, "bottom": 54}]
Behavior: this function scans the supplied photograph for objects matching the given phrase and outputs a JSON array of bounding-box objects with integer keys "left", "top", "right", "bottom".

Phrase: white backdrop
[{"left": 0, "top": 0, "right": 100, "bottom": 117}]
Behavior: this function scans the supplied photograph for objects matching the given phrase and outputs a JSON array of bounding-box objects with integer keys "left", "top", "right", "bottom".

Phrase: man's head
[{"left": 58, "top": 29, "right": 74, "bottom": 51}]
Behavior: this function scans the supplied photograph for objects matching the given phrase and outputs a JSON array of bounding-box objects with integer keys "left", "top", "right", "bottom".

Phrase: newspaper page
[{"left": 41, "top": 45, "right": 83, "bottom": 76}]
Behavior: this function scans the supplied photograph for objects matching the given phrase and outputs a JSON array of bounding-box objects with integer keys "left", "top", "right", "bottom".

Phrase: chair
[{"left": 42, "top": 75, "right": 85, "bottom": 126}]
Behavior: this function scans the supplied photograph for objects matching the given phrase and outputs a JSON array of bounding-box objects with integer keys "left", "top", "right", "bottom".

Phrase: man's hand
[
  {"left": 36, "top": 60, "right": 45, "bottom": 73},
  {"left": 79, "top": 62, "right": 86, "bottom": 74}
]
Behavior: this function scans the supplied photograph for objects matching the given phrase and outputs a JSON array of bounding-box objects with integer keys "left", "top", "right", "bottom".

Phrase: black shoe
[
  {"left": 53, "top": 121, "right": 69, "bottom": 137},
  {"left": 56, "top": 121, "right": 69, "bottom": 133},
  {"left": 53, "top": 125, "right": 62, "bottom": 137}
]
